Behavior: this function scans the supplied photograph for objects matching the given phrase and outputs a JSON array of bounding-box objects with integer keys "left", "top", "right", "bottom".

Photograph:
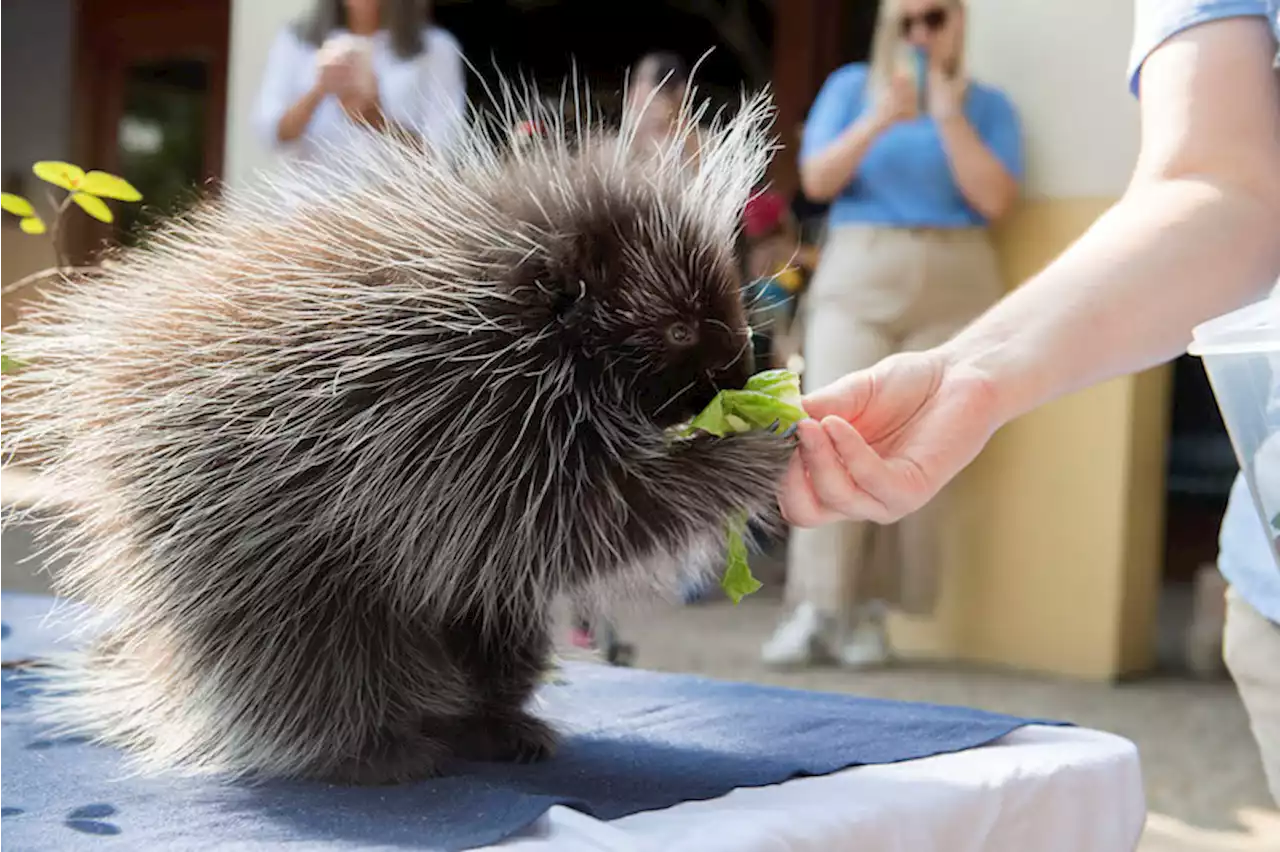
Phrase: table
[
  {"left": 490, "top": 725, "right": 1145, "bottom": 851},
  {"left": 1, "top": 592, "right": 1145, "bottom": 851}
]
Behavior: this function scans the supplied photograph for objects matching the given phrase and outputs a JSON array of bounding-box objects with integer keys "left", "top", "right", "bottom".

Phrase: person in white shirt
[{"left": 254, "top": 0, "right": 467, "bottom": 166}]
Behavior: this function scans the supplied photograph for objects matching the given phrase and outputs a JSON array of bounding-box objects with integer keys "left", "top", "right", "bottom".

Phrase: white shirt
[{"left": 253, "top": 25, "right": 467, "bottom": 165}]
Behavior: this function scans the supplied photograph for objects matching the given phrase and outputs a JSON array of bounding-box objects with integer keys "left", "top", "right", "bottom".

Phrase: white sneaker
[
  {"left": 834, "top": 605, "right": 890, "bottom": 669},
  {"left": 761, "top": 602, "right": 833, "bottom": 667}
]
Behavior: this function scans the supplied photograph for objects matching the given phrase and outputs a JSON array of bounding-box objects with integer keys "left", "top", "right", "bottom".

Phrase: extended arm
[
  {"left": 779, "top": 16, "right": 1280, "bottom": 528},
  {"left": 949, "top": 18, "right": 1280, "bottom": 424}
]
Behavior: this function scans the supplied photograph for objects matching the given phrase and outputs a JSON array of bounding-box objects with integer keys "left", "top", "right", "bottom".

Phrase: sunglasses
[{"left": 899, "top": 6, "right": 949, "bottom": 36}]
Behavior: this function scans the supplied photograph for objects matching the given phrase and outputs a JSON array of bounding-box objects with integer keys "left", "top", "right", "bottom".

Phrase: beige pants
[
  {"left": 1224, "top": 586, "right": 1280, "bottom": 806},
  {"left": 785, "top": 224, "right": 1003, "bottom": 620}
]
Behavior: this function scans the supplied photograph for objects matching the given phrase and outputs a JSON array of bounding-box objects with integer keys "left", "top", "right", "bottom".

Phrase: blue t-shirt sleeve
[
  {"left": 973, "top": 89, "right": 1025, "bottom": 182},
  {"left": 1127, "top": 0, "right": 1271, "bottom": 95},
  {"left": 799, "top": 65, "right": 868, "bottom": 164}
]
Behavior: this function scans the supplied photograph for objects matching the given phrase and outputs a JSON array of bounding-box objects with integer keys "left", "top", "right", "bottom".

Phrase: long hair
[
  {"left": 865, "top": 0, "right": 967, "bottom": 104},
  {"left": 295, "top": 0, "right": 431, "bottom": 59}
]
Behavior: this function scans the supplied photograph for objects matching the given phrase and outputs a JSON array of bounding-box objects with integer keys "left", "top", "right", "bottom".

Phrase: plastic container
[{"left": 1188, "top": 295, "right": 1280, "bottom": 571}]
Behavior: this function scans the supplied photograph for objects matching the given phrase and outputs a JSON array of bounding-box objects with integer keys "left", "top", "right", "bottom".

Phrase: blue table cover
[{"left": 1, "top": 593, "right": 1067, "bottom": 851}]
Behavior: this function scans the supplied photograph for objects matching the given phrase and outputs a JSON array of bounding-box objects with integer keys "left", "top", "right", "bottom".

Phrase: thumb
[{"left": 800, "top": 369, "right": 874, "bottom": 423}]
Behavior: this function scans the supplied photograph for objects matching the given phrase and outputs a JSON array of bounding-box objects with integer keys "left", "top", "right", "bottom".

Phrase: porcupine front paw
[
  {"left": 682, "top": 426, "right": 797, "bottom": 521},
  {"left": 452, "top": 711, "right": 560, "bottom": 764}
]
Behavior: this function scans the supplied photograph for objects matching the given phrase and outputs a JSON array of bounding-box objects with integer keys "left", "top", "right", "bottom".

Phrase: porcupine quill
[{"left": 0, "top": 71, "right": 795, "bottom": 784}]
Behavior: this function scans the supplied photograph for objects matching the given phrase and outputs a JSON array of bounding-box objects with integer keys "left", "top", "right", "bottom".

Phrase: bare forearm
[
  {"left": 947, "top": 177, "right": 1280, "bottom": 426},
  {"left": 800, "top": 114, "right": 887, "bottom": 202},
  {"left": 936, "top": 114, "right": 1017, "bottom": 220},
  {"left": 277, "top": 86, "right": 326, "bottom": 143}
]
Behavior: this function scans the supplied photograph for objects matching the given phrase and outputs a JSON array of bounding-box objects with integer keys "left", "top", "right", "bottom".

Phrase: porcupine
[{"left": 0, "top": 79, "right": 795, "bottom": 785}]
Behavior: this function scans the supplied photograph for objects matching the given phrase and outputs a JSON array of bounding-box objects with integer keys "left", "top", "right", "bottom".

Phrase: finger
[
  {"left": 779, "top": 450, "right": 846, "bottom": 528},
  {"left": 820, "top": 417, "right": 919, "bottom": 519},
  {"left": 800, "top": 371, "right": 874, "bottom": 422},
  {"left": 778, "top": 450, "right": 843, "bottom": 528},
  {"left": 795, "top": 419, "right": 895, "bottom": 523}
]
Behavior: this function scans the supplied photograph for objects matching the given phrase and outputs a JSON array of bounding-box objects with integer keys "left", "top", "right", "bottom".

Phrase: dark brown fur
[{"left": 2, "top": 93, "right": 791, "bottom": 784}]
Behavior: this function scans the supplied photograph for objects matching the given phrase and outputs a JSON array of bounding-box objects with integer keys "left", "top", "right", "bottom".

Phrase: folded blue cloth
[{"left": 1, "top": 593, "right": 1068, "bottom": 851}]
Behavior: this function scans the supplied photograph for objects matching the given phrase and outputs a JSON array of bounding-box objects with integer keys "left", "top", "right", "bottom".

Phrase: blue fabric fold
[{"left": 2, "top": 592, "right": 1068, "bottom": 851}]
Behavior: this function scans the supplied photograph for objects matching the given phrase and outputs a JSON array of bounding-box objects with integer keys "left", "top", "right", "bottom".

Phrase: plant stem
[
  {"left": 47, "top": 193, "right": 75, "bottom": 272},
  {"left": 1, "top": 265, "right": 100, "bottom": 295}
]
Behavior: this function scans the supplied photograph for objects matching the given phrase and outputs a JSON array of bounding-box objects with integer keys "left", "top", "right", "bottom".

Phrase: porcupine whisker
[{"left": 653, "top": 379, "right": 699, "bottom": 417}]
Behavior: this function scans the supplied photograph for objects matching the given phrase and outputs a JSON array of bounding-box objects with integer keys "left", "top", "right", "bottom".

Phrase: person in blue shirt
[
  {"left": 776, "top": 2, "right": 1280, "bottom": 804},
  {"left": 762, "top": 0, "right": 1025, "bottom": 669}
]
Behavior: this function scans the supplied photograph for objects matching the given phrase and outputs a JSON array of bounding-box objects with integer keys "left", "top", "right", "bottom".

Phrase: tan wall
[
  {"left": 224, "top": 0, "right": 312, "bottom": 190},
  {"left": 887, "top": 198, "right": 1170, "bottom": 680},
  {"left": 873, "top": 1, "right": 1168, "bottom": 681}
]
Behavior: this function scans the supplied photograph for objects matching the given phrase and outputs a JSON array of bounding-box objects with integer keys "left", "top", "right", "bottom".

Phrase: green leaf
[
  {"left": 19, "top": 216, "right": 46, "bottom": 235},
  {"left": 681, "top": 389, "right": 807, "bottom": 438},
  {"left": 72, "top": 192, "right": 113, "bottom": 224},
  {"left": 676, "top": 369, "right": 808, "bottom": 438},
  {"left": 665, "top": 370, "right": 807, "bottom": 602},
  {"left": 80, "top": 171, "right": 142, "bottom": 202},
  {"left": 33, "top": 161, "right": 85, "bottom": 191},
  {"left": 1, "top": 192, "right": 34, "bottom": 217},
  {"left": 744, "top": 368, "right": 803, "bottom": 407},
  {"left": 721, "top": 513, "right": 761, "bottom": 604}
]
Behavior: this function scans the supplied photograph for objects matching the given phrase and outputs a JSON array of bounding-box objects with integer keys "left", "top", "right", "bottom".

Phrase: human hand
[
  {"left": 316, "top": 52, "right": 359, "bottom": 96},
  {"left": 871, "top": 72, "right": 919, "bottom": 130},
  {"left": 316, "top": 36, "right": 376, "bottom": 100},
  {"left": 926, "top": 66, "right": 966, "bottom": 121},
  {"left": 777, "top": 348, "right": 1002, "bottom": 527}
]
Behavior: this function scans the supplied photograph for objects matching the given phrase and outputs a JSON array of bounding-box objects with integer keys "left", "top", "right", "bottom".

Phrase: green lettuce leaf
[
  {"left": 677, "top": 368, "right": 807, "bottom": 439},
  {"left": 721, "top": 512, "right": 762, "bottom": 603},
  {"left": 671, "top": 369, "right": 807, "bottom": 604}
]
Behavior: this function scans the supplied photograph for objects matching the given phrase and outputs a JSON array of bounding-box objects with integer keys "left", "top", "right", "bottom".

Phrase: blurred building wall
[
  {"left": 1, "top": 0, "right": 73, "bottom": 328},
  {"left": 223, "top": 0, "right": 312, "bottom": 190}
]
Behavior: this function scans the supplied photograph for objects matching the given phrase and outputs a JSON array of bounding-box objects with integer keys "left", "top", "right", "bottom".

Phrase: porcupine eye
[{"left": 665, "top": 321, "right": 697, "bottom": 348}]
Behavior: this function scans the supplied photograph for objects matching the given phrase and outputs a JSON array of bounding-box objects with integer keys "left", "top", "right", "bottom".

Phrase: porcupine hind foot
[
  {"left": 442, "top": 610, "right": 559, "bottom": 765},
  {"left": 328, "top": 725, "right": 454, "bottom": 786},
  {"left": 450, "top": 709, "right": 559, "bottom": 764}
]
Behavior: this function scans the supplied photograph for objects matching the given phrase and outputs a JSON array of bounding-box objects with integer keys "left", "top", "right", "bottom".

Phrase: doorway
[{"left": 70, "top": 0, "right": 230, "bottom": 261}]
